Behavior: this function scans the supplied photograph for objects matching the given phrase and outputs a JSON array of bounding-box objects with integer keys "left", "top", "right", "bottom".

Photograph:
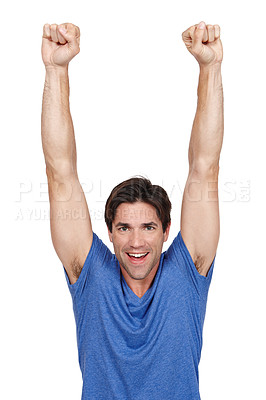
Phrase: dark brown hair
[{"left": 105, "top": 177, "right": 171, "bottom": 233}]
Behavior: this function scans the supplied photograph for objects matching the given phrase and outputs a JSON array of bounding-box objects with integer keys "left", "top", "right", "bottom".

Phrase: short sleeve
[
  {"left": 62, "top": 232, "right": 111, "bottom": 301},
  {"left": 167, "top": 231, "right": 215, "bottom": 299}
]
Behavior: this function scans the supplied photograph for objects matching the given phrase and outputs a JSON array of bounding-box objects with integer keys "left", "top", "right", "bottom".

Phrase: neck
[{"left": 120, "top": 261, "right": 160, "bottom": 298}]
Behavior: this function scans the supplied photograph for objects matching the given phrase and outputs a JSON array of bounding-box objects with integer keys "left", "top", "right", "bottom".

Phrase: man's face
[{"left": 108, "top": 201, "right": 170, "bottom": 281}]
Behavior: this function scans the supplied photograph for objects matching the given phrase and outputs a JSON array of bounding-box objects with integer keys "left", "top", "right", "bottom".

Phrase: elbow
[
  {"left": 189, "top": 157, "right": 220, "bottom": 177},
  {"left": 45, "top": 160, "right": 77, "bottom": 181}
]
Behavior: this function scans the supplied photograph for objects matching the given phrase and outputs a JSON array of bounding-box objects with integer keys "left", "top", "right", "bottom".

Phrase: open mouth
[{"left": 126, "top": 252, "right": 149, "bottom": 262}]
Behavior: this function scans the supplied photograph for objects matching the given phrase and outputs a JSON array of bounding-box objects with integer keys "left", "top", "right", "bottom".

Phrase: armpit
[
  {"left": 193, "top": 254, "right": 207, "bottom": 276},
  {"left": 71, "top": 257, "right": 83, "bottom": 280}
]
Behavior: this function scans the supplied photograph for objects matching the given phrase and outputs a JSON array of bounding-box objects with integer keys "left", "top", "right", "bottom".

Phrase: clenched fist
[
  {"left": 42, "top": 23, "right": 80, "bottom": 69},
  {"left": 182, "top": 21, "right": 223, "bottom": 67}
]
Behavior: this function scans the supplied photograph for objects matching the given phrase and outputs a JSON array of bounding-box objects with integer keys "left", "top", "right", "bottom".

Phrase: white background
[{"left": 1, "top": 0, "right": 265, "bottom": 399}]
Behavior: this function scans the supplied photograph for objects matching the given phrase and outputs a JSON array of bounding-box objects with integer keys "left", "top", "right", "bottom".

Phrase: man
[{"left": 41, "top": 20, "right": 223, "bottom": 400}]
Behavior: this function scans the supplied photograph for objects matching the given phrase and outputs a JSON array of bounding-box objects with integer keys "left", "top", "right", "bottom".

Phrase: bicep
[
  {"left": 47, "top": 168, "right": 93, "bottom": 285},
  {"left": 180, "top": 165, "right": 220, "bottom": 277}
]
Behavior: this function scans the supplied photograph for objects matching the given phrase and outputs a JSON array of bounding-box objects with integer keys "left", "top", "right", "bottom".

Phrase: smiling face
[{"left": 108, "top": 202, "right": 170, "bottom": 283}]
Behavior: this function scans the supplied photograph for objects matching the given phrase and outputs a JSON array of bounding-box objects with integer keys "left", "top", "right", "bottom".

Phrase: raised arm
[
  {"left": 180, "top": 21, "right": 224, "bottom": 277},
  {"left": 41, "top": 23, "right": 93, "bottom": 284}
]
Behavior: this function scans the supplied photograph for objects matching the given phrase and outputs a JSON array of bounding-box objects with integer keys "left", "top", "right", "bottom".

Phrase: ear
[
  {"left": 163, "top": 222, "right": 171, "bottom": 242},
  {"left": 108, "top": 228, "right": 113, "bottom": 243}
]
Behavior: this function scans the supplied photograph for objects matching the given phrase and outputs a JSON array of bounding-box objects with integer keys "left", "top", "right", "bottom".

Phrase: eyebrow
[
  {"left": 114, "top": 222, "right": 159, "bottom": 228},
  {"left": 142, "top": 222, "right": 158, "bottom": 227},
  {"left": 115, "top": 222, "right": 130, "bottom": 228}
]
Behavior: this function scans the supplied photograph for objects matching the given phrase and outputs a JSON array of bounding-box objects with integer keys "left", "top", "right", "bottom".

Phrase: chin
[
  {"left": 123, "top": 263, "right": 154, "bottom": 281},
  {"left": 129, "top": 271, "right": 150, "bottom": 280}
]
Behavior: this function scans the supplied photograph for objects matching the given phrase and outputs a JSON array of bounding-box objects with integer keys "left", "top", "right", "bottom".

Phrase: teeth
[{"left": 128, "top": 253, "right": 148, "bottom": 258}]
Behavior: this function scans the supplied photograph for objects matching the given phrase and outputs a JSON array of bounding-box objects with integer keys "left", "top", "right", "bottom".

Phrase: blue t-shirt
[{"left": 63, "top": 231, "right": 215, "bottom": 400}]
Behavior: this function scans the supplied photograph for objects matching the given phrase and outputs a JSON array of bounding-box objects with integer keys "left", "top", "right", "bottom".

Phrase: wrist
[
  {"left": 45, "top": 64, "right": 69, "bottom": 76},
  {"left": 44, "top": 65, "right": 70, "bottom": 96},
  {"left": 199, "top": 62, "right": 222, "bottom": 74}
]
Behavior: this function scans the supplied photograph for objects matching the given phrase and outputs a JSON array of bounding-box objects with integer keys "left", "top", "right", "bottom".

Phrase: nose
[{"left": 128, "top": 229, "right": 146, "bottom": 249}]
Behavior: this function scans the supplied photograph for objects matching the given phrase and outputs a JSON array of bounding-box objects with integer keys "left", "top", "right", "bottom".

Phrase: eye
[
  {"left": 145, "top": 225, "right": 155, "bottom": 231},
  {"left": 118, "top": 226, "right": 129, "bottom": 232}
]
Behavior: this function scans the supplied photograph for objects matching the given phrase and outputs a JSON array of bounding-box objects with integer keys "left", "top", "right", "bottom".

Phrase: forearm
[
  {"left": 188, "top": 64, "right": 224, "bottom": 171},
  {"left": 41, "top": 66, "right": 77, "bottom": 176}
]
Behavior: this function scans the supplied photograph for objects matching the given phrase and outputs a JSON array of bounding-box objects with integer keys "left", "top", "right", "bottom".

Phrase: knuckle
[
  {"left": 43, "top": 24, "right": 50, "bottom": 35},
  {"left": 67, "top": 22, "right": 75, "bottom": 30}
]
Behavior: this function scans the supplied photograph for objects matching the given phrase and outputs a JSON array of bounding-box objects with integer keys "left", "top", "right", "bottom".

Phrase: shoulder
[
  {"left": 163, "top": 232, "right": 182, "bottom": 262},
  {"left": 86, "top": 232, "right": 114, "bottom": 265},
  {"left": 164, "top": 231, "right": 215, "bottom": 283},
  {"left": 65, "top": 232, "right": 114, "bottom": 286}
]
